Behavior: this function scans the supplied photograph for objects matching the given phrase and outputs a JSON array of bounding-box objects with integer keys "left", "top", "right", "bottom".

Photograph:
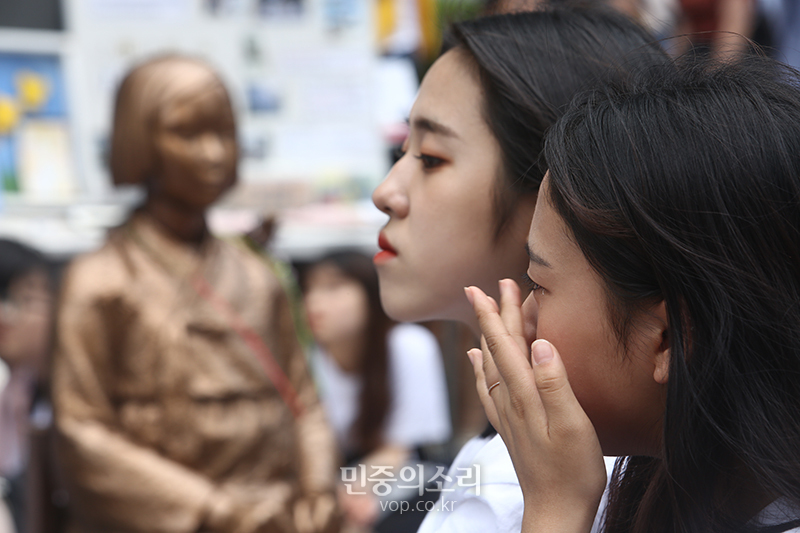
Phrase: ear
[{"left": 650, "top": 301, "right": 670, "bottom": 385}]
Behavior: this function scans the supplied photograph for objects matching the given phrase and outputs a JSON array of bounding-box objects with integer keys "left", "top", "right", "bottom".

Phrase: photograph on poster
[{"left": 0, "top": 52, "right": 76, "bottom": 200}]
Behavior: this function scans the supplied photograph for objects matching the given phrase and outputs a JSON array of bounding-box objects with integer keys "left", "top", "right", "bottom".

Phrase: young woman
[
  {"left": 371, "top": 5, "right": 667, "bottom": 332},
  {"left": 301, "top": 251, "right": 450, "bottom": 529},
  {"left": 467, "top": 56, "right": 800, "bottom": 532},
  {"left": 371, "top": 4, "right": 668, "bottom": 532}
]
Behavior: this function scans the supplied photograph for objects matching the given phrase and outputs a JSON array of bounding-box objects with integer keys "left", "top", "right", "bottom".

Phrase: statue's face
[{"left": 151, "top": 77, "right": 237, "bottom": 211}]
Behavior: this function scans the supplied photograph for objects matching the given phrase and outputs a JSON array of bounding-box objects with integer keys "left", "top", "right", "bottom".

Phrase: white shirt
[
  {"left": 417, "top": 433, "right": 618, "bottom": 533},
  {"left": 751, "top": 499, "right": 800, "bottom": 532},
  {"left": 313, "top": 323, "right": 451, "bottom": 454},
  {"left": 417, "top": 433, "right": 800, "bottom": 533},
  {"left": 417, "top": 433, "right": 522, "bottom": 533}
]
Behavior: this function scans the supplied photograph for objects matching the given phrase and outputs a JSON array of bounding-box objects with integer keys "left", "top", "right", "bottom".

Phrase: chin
[
  {"left": 378, "top": 293, "right": 418, "bottom": 323},
  {"left": 377, "top": 284, "right": 429, "bottom": 323},
  {"left": 379, "top": 287, "right": 465, "bottom": 326}
]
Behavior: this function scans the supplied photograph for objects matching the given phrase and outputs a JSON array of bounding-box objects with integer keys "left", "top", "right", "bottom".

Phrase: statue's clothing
[{"left": 52, "top": 212, "right": 337, "bottom": 533}]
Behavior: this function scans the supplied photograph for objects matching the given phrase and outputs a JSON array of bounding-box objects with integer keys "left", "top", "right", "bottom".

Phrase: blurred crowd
[
  {"left": 481, "top": 0, "right": 800, "bottom": 64},
  {"left": 379, "top": 0, "right": 800, "bottom": 68},
  {"left": 2, "top": 0, "right": 800, "bottom": 532}
]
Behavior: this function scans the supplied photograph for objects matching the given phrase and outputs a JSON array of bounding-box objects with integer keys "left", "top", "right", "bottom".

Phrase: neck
[
  {"left": 324, "top": 334, "right": 365, "bottom": 374},
  {"left": 143, "top": 195, "right": 207, "bottom": 245}
]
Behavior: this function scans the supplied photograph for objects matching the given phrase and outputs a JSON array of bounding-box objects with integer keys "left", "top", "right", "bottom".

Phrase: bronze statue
[{"left": 52, "top": 56, "right": 340, "bottom": 533}]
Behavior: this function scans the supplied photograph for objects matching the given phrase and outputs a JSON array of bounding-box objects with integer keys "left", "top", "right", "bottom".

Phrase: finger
[
  {"left": 465, "top": 288, "right": 502, "bottom": 389},
  {"left": 498, "top": 278, "right": 528, "bottom": 355},
  {"left": 468, "top": 348, "right": 500, "bottom": 428},
  {"left": 530, "top": 339, "right": 591, "bottom": 434},
  {"left": 480, "top": 334, "right": 501, "bottom": 391},
  {"left": 467, "top": 286, "right": 535, "bottom": 392}
]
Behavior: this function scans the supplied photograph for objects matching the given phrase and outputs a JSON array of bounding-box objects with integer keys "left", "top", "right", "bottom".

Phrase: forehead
[
  {"left": 304, "top": 262, "right": 351, "bottom": 287},
  {"left": 411, "top": 49, "right": 491, "bottom": 140},
  {"left": 157, "top": 80, "right": 231, "bottom": 125},
  {"left": 8, "top": 269, "right": 49, "bottom": 294},
  {"left": 529, "top": 177, "right": 583, "bottom": 270}
]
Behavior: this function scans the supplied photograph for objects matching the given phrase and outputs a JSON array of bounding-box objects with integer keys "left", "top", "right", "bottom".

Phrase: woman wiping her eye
[
  {"left": 371, "top": 2, "right": 669, "bottom": 532},
  {"left": 468, "top": 55, "right": 800, "bottom": 533}
]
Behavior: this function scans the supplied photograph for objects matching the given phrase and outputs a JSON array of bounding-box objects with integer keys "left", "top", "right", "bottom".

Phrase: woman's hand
[{"left": 465, "top": 280, "right": 607, "bottom": 533}]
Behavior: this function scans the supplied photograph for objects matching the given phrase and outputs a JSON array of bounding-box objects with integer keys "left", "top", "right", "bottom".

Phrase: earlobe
[{"left": 653, "top": 343, "right": 670, "bottom": 384}]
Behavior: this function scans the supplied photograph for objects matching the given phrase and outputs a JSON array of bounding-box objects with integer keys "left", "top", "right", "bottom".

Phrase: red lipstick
[{"left": 374, "top": 232, "right": 398, "bottom": 265}]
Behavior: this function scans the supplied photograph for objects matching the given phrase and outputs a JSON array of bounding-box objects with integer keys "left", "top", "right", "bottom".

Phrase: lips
[{"left": 374, "top": 232, "right": 398, "bottom": 265}]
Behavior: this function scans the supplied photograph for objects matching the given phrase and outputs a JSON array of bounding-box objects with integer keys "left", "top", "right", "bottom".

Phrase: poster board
[
  {"left": 65, "top": 0, "right": 389, "bottom": 198},
  {"left": 0, "top": 0, "right": 412, "bottom": 255}
]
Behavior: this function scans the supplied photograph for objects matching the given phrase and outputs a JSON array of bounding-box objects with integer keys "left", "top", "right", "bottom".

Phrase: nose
[
  {"left": 520, "top": 292, "right": 538, "bottom": 347},
  {"left": 372, "top": 159, "right": 410, "bottom": 219},
  {"left": 199, "top": 132, "right": 227, "bottom": 165}
]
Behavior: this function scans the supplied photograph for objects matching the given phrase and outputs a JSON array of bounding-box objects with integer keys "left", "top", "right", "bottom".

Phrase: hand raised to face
[{"left": 465, "top": 281, "right": 606, "bottom": 533}]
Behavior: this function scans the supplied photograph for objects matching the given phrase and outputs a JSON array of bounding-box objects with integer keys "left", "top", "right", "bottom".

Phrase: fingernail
[
  {"left": 500, "top": 278, "right": 513, "bottom": 293},
  {"left": 464, "top": 287, "right": 474, "bottom": 305},
  {"left": 532, "top": 340, "right": 553, "bottom": 365},
  {"left": 466, "top": 350, "right": 475, "bottom": 365}
]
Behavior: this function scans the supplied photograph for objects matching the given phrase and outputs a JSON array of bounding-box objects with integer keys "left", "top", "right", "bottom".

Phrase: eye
[
  {"left": 393, "top": 147, "right": 407, "bottom": 161},
  {"left": 414, "top": 154, "right": 445, "bottom": 170},
  {"left": 522, "top": 272, "right": 545, "bottom": 294}
]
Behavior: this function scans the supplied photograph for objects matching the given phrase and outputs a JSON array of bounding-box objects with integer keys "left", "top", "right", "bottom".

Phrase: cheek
[
  {"left": 536, "top": 300, "right": 616, "bottom": 404},
  {"left": 307, "top": 288, "right": 367, "bottom": 335},
  {"left": 158, "top": 139, "right": 194, "bottom": 170}
]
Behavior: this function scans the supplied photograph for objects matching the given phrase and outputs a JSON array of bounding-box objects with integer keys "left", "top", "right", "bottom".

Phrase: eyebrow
[
  {"left": 410, "top": 116, "right": 460, "bottom": 139},
  {"left": 525, "top": 243, "right": 551, "bottom": 268}
]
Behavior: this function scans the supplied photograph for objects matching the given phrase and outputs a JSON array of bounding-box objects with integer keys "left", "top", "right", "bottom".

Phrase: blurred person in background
[
  {"left": 51, "top": 55, "right": 339, "bottom": 533},
  {"left": 765, "top": 0, "right": 800, "bottom": 68},
  {"left": 0, "top": 239, "right": 55, "bottom": 533},
  {"left": 300, "top": 251, "right": 450, "bottom": 533},
  {"left": 674, "top": 0, "right": 758, "bottom": 58}
]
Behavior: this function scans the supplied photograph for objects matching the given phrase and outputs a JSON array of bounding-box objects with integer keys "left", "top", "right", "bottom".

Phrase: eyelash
[
  {"left": 414, "top": 154, "right": 444, "bottom": 170},
  {"left": 392, "top": 148, "right": 445, "bottom": 170},
  {"left": 522, "top": 272, "right": 545, "bottom": 294}
]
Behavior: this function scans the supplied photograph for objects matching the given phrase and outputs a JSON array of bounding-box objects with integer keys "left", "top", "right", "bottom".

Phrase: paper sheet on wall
[
  {"left": 18, "top": 120, "right": 78, "bottom": 201},
  {"left": 273, "top": 123, "right": 381, "bottom": 177}
]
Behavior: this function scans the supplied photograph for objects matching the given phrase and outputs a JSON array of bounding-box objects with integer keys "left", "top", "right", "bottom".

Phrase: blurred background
[
  {"left": 0, "top": 0, "right": 798, "bottom": 531},
  {"left": 0, "top": 0, "right": 795, "bottom": 258}
]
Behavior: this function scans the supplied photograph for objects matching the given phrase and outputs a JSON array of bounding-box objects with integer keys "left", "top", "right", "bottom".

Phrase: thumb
[{"left": 530, "top": 340, "right": 584, "bottom": 428}]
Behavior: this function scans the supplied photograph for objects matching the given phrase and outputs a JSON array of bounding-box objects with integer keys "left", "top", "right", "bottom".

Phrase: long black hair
[
  {"left": 544, "top": 55, "right": 800, "bottom": 532},
  {"left": 447, "top": 2, "right": 669, "bottom": 235}
]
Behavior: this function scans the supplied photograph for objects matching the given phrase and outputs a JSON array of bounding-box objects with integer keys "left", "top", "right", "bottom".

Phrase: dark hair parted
[
  {"left": 447, "top": 2, "right": 668, "bottom": 236},
  {"left": 544, "top": 56, "right": 800, "bottom": 532},
  {"left": 300, "top": 251, "right": 395, "bottom": 458}
]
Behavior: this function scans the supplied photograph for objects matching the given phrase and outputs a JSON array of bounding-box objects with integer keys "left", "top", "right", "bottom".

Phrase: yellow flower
[
  {"left": 16, "top": 71, "right": 49, "bottom": 112},
  {"left": 0, "top": 95, "right": 19, "bottom": 135}
]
